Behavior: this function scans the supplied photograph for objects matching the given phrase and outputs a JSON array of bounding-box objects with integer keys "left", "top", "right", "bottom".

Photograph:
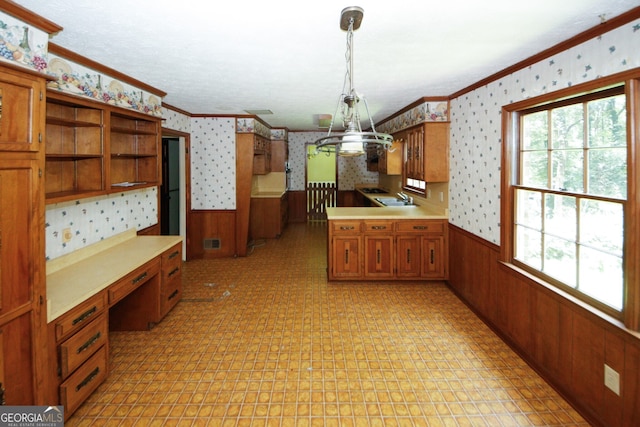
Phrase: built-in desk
[{"left": 46, "top": 229, "right": 183, "bottom": 418}]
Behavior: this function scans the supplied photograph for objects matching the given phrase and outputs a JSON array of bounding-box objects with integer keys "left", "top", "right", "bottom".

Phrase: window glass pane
[
  {"left": 588, "top": 95, "right": 626, "bottom": 148},
  {"left": 516, "top": 189, "right": 542, "bottom": 230},
  {"left": 551, "top": 149, "right": 583, "bottom": 192},
  {"left": 521, "top": 151, "right": 548, "bottom": 188},
  {"left": 544, "top": 194, "right": 576, "bottom": 241},
  {"left": 522, "top": 111, "right": 548, "bottom": 150},
  {"left": 543, "top": 236, "right": 576, "bottom": 287},
  {"left": 588, "top": 147, "right": 627, "bottom": 198},
  {"left": 579, "top": 246, "right": 623, "bottom": 310},
  {"left": 580, "top": 199, "right": 623, "bottom": 257},
  {"left": 552, "top": 104, "right": 584, "bottom": 149},
  {"left": 515, "top": 225, "right": 542, "bottom": 269}
]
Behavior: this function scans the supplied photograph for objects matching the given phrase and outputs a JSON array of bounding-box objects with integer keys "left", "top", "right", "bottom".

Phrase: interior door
[{"left": 161, "top": 137, "right": 180, "bottom": 235}]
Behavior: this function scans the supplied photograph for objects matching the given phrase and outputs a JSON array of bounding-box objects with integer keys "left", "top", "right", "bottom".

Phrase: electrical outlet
[
  {"left": 604, "top": 364, "right": 620, "bottom": 396},
  {"left": 62, "top": 228, "right": 72, "bottom": 243},
  {"left": 427, "top": 189, "right": 431, "bottom": 199},
  {"left": 439, "top": 192, "right": 444, "bottom": 202}
]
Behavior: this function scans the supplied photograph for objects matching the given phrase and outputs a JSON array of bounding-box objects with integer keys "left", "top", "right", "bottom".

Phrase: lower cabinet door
[
  {"left": 331, "top": 236, "right": 362, "bottom": 278},
  {"left": 396, "top": 235, "right": 421, "bottom": 277},
  {"left": 364, "top": 236, "right": 394, "bottom": 278},
  {"left": 422, "top": 236, "right": 445, "bottom": 278}
]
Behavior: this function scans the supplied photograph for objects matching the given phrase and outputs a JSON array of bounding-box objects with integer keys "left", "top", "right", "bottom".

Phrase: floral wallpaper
[
  {"left": 45, "top": 187, "right": 158, "bottom": 260},
  {"left": 0, "top": 12, "right": 48, "bottom": 71},
  {"left": 377, "top": 100, "right": 449, "bottom": 134},
  {"left": 46, "top": 53, "right": 162, "bottom": 117},
  {"left": 162, "top": 106, "right": 191, "bottom": 133},
  {"left": 449, "top": 19, "right": 640, "bottom": 245},
  {"left": 190, "top": 117, "right": 236, "bottom": 210}
]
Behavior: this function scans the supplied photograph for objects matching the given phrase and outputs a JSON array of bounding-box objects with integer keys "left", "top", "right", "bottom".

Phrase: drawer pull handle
[
  {"left": 76, "top": 367, "right": 100, "bottom": 392},
  {"left": 168, "top": 289, "right": 179, "bottom": 300},
  {"left": 376, "top": 249, "right": 381, "bottom": 264},
  {"left": 340, "top": 226, "right": 354, "bottom": 230},
  {"left": 406, "top": 248, "right": 411, "bottom": 263},
  {"left": 132, "top": 272, "right": 148, "bottom": 285},
  {"left": 430, "top": 249, "right": 435, "bottom": 264},
  {"left": 168, "top": 250, "right": 180, "bottom": 260},
  {"left": 344, "top": 249, "right": 349, "bottom": 264},
  {"left": 413, "top": 225, "right": 427, "bottom": 230},
  {"left": 372, "top": 226, "right": 386, "bottom": 230},
  {"left": 72, "top": 306, "right": 97, "bottom": 326},
  {"left": 168, "top": 267, "right": 180, "bottom": 278},
  {"left": 77, "top": 332, "right": 101, "bottom": 354}
]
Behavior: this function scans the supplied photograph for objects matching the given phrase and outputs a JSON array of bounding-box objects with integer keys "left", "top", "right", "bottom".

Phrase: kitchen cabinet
[
  {"left": 250, "top": 193, "right": 289, "bottom": 239},
  {"left": 399, "top": 122, "right": 449, "bottom": 183},
  {"left": 366, "top": 145, "right": 378, "bottom": 172},
  {"left": 160, "top": 243, "right": 183, "bottom": 319},
  {"left": 44, "top": 91, "right": 161, "bottom": 204},
  {"left": 270, "top": 138, "right": 288, "bottom": 172},
  {"left": 52, "top": 293, "right": 108, "bottom": 418},
  {"left": 329, "top": 220, "right": 362, "bottom": 279},
  {"left": 396, "top": 220, "right": 448, "bottom": 279},
  {"left": 364, "top": 220, "right": 394, "bottom": 278},
  {"left": 378, "top": 139, "right": 403, "bottom": 175},
  {"left": 253, "top": 135, "right": 271, "bottom": 175},
  {"left": 0, "top": 63, "right": 48, "bottom": 404},
  {"left": 328, "top": 218, "right": 448, "bottom": 281}
]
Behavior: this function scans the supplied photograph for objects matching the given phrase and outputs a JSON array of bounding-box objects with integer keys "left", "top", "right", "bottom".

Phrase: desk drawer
[
  {"left": 161, "top": 274, "right": 182, "bottom": 317},
  {"left": 60, "top": 314, "right": 107, "bottom": 378},
  {"left": 60, "top": 346, "right": 107, "bottom": 416},
  {"left": 108, "top": 258, "right": 160, "bottom": 305},
  {"left": 162, "top": 243, "right": 182, "bottom": 274},
  {"left": 54, "top": 293, "right": 106, "bottom": 342}
]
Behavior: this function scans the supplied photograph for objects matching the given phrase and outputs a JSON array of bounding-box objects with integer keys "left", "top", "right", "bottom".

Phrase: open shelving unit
[{"left": 44, "top": 91, "right": 161, "bottom": 204}]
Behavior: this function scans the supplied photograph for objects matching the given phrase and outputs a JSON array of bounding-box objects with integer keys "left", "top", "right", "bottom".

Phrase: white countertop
[
  {"left": 46, "top": 229, "right": 182, "bottom": 323},
  {"left": 326, "top": 187, "right": 448, "bottom": 220},
  {"left": 251, "top": 190, "right": 287, "bottom": 198}
]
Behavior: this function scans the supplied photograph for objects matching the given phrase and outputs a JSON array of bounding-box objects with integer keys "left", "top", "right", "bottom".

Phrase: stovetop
[{"left": 360, "top": 188, "right": 387, "bottom": 194}]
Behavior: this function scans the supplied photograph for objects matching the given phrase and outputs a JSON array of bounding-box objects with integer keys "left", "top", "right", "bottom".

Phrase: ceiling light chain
[{"left": 313, "top": 6, "right": 393, "bottom": 157}]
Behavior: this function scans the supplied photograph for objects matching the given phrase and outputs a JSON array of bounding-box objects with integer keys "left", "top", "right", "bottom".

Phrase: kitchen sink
[{"left": 374, "top": 197, "right": 416, "bottom": 207}]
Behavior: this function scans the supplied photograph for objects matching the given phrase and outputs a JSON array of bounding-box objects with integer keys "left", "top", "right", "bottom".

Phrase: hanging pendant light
[{"left": 314, "top": 6, "right": 393, "bottom": 157}]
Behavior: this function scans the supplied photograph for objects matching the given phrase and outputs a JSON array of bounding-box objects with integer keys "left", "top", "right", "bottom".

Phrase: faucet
[{"left": 397, "top": 192, "right": 409, "bottom": 201}]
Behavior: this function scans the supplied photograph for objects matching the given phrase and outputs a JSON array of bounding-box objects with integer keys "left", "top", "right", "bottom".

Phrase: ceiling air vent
[{"left": 203, "top": 238, "right": 221, "bottom": 250}]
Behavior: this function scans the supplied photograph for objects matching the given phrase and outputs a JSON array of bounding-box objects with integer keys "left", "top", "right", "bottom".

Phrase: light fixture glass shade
[
  {"left": 339, "top": 132, "right": 366, "bottom": 156},
  {"left": 313, "top": 6, "right": 393, "bottom": 158}
]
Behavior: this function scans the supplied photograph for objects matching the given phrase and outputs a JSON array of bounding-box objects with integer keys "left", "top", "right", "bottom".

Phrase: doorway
[
  {"left": 161, "top": 137, "right": 180, "bottom": 235},
  {"left": 306, "top": 145, "right": 337, "bottom": 221}
]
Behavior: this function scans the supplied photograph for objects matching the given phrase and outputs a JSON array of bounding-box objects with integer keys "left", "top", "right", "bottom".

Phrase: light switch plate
[{"left": 604, "top": 364, "right": 620, "bottom": 395}]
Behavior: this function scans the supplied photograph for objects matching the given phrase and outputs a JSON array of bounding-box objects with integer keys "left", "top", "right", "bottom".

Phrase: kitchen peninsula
[{"left": 326, "top": 188, "right": 448, "bottom": 281}]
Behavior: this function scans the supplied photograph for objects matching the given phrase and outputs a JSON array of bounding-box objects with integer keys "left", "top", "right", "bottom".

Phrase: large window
[{"left": 503, "top": 80, "right": 636, "bottom": 321}]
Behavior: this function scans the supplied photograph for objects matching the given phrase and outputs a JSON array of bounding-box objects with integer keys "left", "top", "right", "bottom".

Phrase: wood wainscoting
[
  {"left": 448, "top": 224, "right": 640, "bottom": 427},
  {"left": 187, "top": 210, "right": 236, "bottom": 259}
]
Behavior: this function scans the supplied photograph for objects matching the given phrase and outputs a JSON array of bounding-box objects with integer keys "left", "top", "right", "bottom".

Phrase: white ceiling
[{"left": 13, "top": 0, "right": 640, "bottom": 130}]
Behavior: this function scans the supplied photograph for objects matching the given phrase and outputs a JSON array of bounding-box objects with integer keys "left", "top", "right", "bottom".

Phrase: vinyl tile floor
[{"left": 69, "top": 222, "right": 588, "bottom": 426}]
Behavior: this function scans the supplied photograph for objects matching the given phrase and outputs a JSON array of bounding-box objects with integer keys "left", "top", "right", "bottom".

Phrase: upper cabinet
[
  {"left": 44, "top": 92, "right": 161, "bottom": 204},
  {"left": 109, "top": 111, "right": 160, "bottom": 188},
  {"left": 45, "top": 92, "right": 104, "bottom": 201},
  {"left": 0, "top": 67, "right": 45, "bottom": 152},
  {"left": 378, "top": 139, "right": 403, "bottom": 175},
  {"left": 399, "top": 122, "right": 449, "bottom": 183}
]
